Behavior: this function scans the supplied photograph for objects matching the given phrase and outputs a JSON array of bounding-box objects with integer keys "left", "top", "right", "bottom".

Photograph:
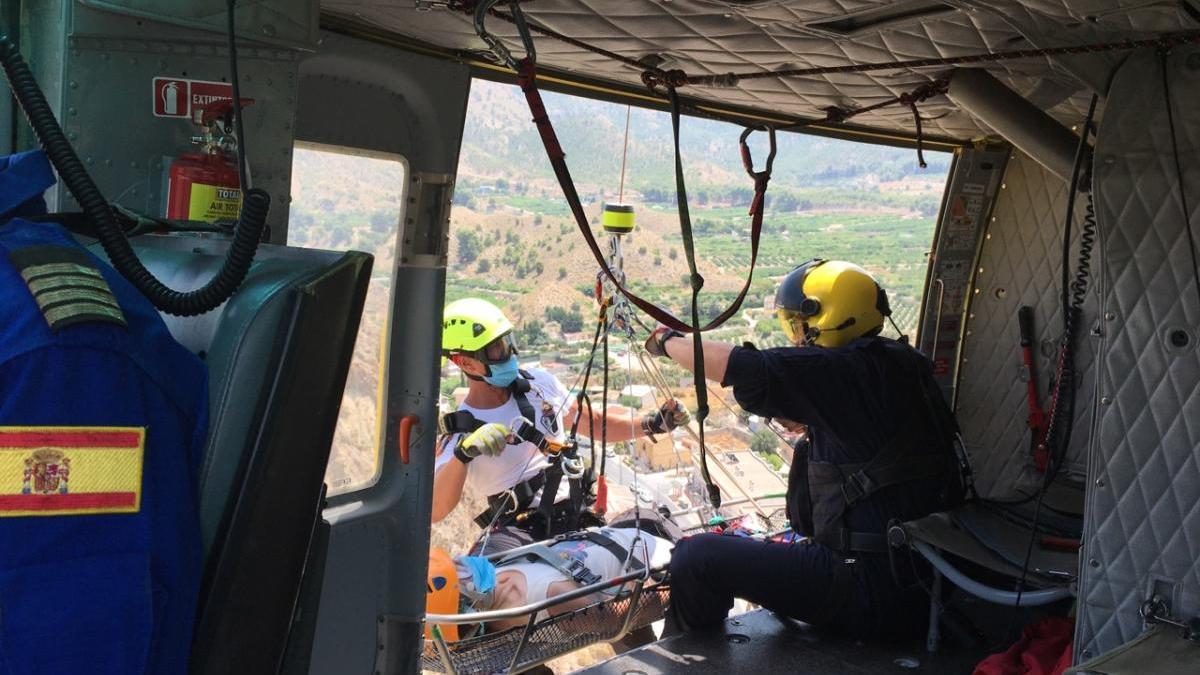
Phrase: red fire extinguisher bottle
[{"left": 166, "top": 100, "right": 246, "bottom": 224}]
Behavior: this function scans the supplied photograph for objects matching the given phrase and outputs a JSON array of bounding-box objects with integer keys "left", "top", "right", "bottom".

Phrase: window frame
[{"left": 288, "top": 140, "right": 410, "bottom": 499}]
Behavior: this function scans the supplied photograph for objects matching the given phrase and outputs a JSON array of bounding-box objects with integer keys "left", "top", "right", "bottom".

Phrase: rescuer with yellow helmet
[
  {"left": 647, "top": 259, "right": 967, "bottom": 641},
  {"left": 434, "top": 297, "right": 689, "bottom": 556}
]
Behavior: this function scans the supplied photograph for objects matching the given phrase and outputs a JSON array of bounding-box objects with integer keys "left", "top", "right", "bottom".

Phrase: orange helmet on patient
[
  {"left": 425, "top": 547, "right": 462, "bottom": 641},
  {"left": 425, "top": 548, "right": 498, "bottom": 642}
]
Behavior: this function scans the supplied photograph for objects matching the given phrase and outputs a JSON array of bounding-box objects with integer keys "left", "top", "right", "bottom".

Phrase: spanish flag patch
[{"left": 0, "top": 427, "right": 144, "bottom": 517}]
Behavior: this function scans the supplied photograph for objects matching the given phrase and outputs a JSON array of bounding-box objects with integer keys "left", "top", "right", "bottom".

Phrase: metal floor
[{"left": 578, "top": 609, "right": 988, "bottom": 674}]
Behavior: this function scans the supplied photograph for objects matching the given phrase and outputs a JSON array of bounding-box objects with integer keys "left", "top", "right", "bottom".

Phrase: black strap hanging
[{"left": 514, "top": 58, "right": 769, "bottom": 336}]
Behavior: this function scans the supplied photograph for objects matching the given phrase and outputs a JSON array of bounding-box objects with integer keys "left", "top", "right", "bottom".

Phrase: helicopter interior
[{"left": 3, "top": 1, "right": 1199, "bottom": 673}]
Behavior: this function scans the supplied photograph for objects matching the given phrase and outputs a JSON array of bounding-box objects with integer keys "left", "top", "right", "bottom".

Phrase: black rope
[
  {"left": 1160, "top": 49, "right": 1200, "bottom": 312},
  {"left": 601, "top": 321, "right": 610, "bottom": 476},
  {"left": 227, "top": 0, "right": 251, "bottom": 191},
  {"left": 568, "top": 304, "right": 608, "bottom": 442}
]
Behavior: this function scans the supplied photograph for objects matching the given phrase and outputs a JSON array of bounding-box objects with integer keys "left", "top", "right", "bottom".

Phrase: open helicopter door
[{"left": 295, "top": 33, "right": 468, "bottom": 675}]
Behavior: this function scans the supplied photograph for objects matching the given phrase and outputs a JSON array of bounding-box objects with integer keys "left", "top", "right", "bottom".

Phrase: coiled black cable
[
  {"left": 1001, "top": 93, "right": 1099, "bottom": 643},
  {"left": 0, "top": 5, "right": 268, "bottom": 316}
]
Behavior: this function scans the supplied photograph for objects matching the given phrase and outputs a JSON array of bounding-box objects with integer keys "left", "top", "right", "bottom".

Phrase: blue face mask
[
  {"left": 458, "top": 556, "right": 497, "bottom": 594},
  {"left": 483, "top": 354, "right": 520, "bottom": 388}
]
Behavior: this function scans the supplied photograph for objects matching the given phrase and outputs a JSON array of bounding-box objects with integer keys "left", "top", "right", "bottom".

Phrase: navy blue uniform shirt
[
  {"left": 721, "top": 336, "right": 950, "bottom": 537},
  {"left": 0, "top": 150, "right": 207, "bottom": 674}
]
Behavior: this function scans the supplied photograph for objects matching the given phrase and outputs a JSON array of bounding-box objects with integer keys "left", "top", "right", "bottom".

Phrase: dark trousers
[{"left": 668, "top": 533, "right": 926, "bottom": 640}]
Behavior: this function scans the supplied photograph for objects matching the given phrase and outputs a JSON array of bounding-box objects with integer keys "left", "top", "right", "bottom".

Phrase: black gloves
[
  {"left": 645, "top": 326, "right": 685, "bottom": 357},
  {"left": 641, "top": 399, "right": 690, "bottom": 435}
]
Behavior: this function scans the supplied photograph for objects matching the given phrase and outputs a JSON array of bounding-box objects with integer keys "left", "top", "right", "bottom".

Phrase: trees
[
  {"left": 750, "top": 427, "right": 779, "bottom": 457},
  {"left": 523, "top": 319, "right": 547, "bottom": 345},
  {"left": 545, "top": 306, "right": 584, "bottom": 333},
  {"left": 456, "top": 229, "right": 482, "bottom": 264}
]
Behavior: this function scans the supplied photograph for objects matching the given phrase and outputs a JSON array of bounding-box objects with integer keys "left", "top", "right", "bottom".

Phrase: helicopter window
[{"left": 288, "top": 141, "right": 407, "bottom": 496}]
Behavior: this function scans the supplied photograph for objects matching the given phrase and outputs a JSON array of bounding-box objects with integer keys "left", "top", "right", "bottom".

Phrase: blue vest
[{"left": 0, "top": 150, "right": 207, "bottom": 674}]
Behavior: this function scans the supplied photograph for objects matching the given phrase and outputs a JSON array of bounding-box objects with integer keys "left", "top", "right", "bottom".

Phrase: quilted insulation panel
[
  {"left": 1076, "top": 47, "right": 1200, "bottom": 661},
  {"left": 324, "top": 0, "right": 1200, "bottom": 141},
  {"left": 954, "top": 152, "right": 1099, "bottom": 499}
]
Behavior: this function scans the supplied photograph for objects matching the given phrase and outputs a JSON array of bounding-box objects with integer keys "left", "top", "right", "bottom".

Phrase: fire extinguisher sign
[{"left": 152, "top": 77, "right": 237, "bottom": 119}]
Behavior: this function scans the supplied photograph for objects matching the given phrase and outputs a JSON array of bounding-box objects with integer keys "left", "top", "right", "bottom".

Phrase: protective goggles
[
  {"left": 474, "top": 332, "right": 517, "bottom": 364},
  {"left": 775, "top": 258, "right": 826, "bottom": 344},
  {"left": 776, "top": 308, "right": 812, "bottom": 345}
]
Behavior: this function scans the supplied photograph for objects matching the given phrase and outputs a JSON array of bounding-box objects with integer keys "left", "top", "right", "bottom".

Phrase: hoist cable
[{"left": 618, "top": 105, "right": 631, "bottom": 203}]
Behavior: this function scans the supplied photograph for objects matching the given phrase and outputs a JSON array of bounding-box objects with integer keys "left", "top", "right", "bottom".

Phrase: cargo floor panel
[{"left": 579, "top": 609, "right": 986, "bottom": 674}]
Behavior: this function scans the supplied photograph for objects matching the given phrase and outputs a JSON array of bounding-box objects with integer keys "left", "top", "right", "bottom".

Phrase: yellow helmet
[
  {"left": 425, "top": 547, "right": 461, "bottom": 642},
  {"left": 442, "top": 298, "right": 515, "bottom": 360},
  {"left": 774, "top": 259, "right": 890, "bottom": 348}
]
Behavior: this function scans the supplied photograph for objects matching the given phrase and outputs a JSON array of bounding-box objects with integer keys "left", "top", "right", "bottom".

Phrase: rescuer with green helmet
[
  {"left": 646, "top": 259, "right": 967, "bottom": 640},
  {"left": 435, "top": 297, "right": 690, "bottom": 555}
]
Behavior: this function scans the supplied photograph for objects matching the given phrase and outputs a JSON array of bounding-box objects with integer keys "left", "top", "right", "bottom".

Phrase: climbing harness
[
  {"left": 441, "top": 371, "right": 594, "bottom": 535},
  {"left": 792, "top": 339, "right": 967, "bottom": 557}
]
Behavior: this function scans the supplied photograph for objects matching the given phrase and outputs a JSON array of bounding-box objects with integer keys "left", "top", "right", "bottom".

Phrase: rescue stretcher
[{"left": 422, "top": 511, "right": 790, "bottom": 674}]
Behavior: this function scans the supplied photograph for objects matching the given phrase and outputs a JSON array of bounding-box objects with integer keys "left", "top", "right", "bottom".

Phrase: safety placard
[
  {"left": 187, "top": 183, "right": 243, "bottom": 223},
  {"left": 152, "top": 77, "right": 241, "bottom": 120}
]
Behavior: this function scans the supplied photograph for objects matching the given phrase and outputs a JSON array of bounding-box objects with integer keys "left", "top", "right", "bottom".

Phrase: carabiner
[
  {"left": 561, "top": 455, "right": 586, "bottom": 479},
  {"left": 738, "top": 124, "right": 777, "bottom": 180},
  {"left": 474, "top": 0, "right": 536, "bottom": 72}
]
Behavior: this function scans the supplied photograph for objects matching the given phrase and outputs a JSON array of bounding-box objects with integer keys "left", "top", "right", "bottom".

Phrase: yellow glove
[{"left": 454, "top": 422, "right": 510, "bottom": 464}]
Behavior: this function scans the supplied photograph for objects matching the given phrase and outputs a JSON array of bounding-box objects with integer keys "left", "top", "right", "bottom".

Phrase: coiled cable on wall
[
  {"left": 0, "top": 0, "right": 269, "bottom": 316},
  {"left": 1002, "top": 93, "right": 1099, "bottom": 641}
]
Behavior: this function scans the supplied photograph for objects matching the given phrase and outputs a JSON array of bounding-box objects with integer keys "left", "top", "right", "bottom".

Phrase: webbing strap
[
  {"left": 567, "top": 530, "right": 644, "bottom": 573},
  {"left": 499, "top": 545, "right": 602, "bottom": 586},
  {"left": 665, "top": 85, "right": 712, "bottom": 506},
  {"left": 514, "top": 58, "right": 768, "bottom": 335}
]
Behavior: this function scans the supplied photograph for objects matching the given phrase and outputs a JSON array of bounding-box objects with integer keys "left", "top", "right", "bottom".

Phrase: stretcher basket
[
  {"left": 421, "top": 565, "right": 670, "bottom": 675},
  {"left": 421, "top": 507, "right": 793, "bottom": 674}
]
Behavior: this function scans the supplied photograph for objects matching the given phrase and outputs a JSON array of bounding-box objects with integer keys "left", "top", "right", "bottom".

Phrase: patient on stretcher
[{"left": 426, "top": 509, "right": 679, "bottom": 638}]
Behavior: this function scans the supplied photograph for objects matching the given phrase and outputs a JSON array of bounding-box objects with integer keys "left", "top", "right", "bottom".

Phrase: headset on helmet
[{"left": 774, "top": 259, "right": 892, "bottom": 348}]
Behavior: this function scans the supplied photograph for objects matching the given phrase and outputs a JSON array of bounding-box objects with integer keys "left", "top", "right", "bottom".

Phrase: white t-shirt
[
  {"left": 500, "top": 527, "right": 673, "bottom": 608},
  {"left": 435, "top": 367, "right": 573, "bottom": 503}
]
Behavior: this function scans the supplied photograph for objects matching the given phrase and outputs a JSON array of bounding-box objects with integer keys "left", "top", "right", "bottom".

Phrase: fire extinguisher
[{"left": 165, "top": 99, "right": 249, "bottom": 225}]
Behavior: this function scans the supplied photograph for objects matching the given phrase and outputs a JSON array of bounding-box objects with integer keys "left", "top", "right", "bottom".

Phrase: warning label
[
  {"left": 188, "top": 184, "right": 242, "bottom": 223},
  {"left": 152, "top": 77, "right": 247, "bottom": 120}
]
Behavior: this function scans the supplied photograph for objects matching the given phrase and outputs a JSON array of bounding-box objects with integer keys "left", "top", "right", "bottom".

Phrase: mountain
[{"left": 457, "top": 80, "right": 950, "bottom": 196}]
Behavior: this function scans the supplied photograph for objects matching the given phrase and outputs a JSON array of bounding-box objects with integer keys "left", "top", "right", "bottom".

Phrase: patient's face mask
[{"left": 455, "top": 556, "right": 498, "bottom": 609}]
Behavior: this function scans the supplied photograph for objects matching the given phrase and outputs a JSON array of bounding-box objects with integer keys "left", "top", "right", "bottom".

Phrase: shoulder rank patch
[
  {"left": 7, "top": 245, "right": 127, "bottom": 331},
  {"left": 0, "top": 427, "right": 145, "bottom": 517}
]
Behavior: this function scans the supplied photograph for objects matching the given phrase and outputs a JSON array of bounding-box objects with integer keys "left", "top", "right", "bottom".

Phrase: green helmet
[{"left": 442, "top": 298, "right": 514, "bottom": 358}]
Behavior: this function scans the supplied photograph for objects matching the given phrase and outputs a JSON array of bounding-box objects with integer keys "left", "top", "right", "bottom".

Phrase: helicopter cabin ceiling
[{"left": 319, "top": 0, "right": 1200, "bottom": 144}]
